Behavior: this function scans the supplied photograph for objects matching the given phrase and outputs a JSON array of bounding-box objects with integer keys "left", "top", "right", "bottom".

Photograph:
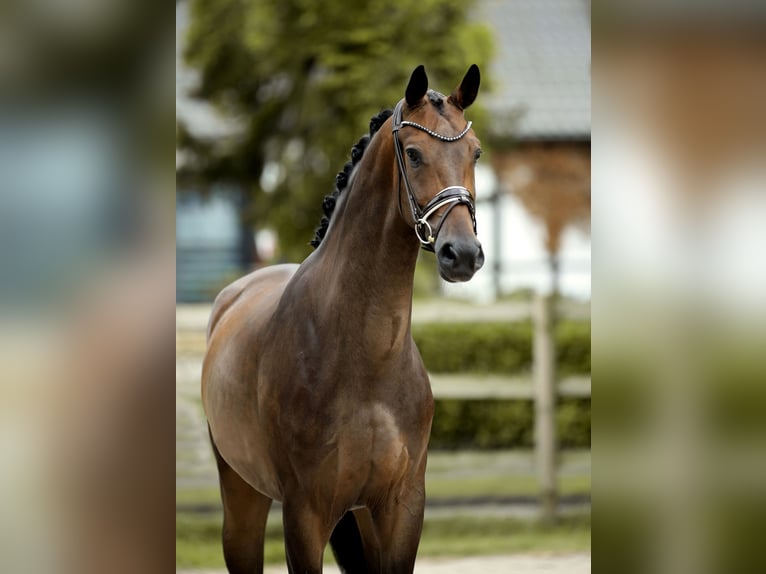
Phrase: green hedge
[
  {"left": 413, "top": 321, "right": 590, "bottom": 376},
  {"left": 431, "top": 397, "right": 590, "bottom": 450},
  {"left": 412, "top": 320, "right": 591, "bottom": 449}
]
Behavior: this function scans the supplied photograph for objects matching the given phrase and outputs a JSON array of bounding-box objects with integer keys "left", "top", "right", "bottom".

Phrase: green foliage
[
  {"left": 415, "top": 321, "right": 532, "bottom": 373},
  {"left": 431, "top": 400, "right": 533, "bottom": 449},
  {"left": 431, "top": 398, "right": 591, "bottom": 450},
  {"left": 413, "top": 254, "right": 441, "bottom": 299},
  {"left": 555, "top": 320, "right": 592, "bottom": 375},
  {"left": 180, "top": 0, "right": 494, "bottom": 261},
  {"left": 418, "top": 320, "right": 591, "bottom": 449},
  {"left": 557, "top": 398, "right": 591, "bottom": 449},
  {"left": 413, "top": 320, "right": 591, "bottom": 375}
]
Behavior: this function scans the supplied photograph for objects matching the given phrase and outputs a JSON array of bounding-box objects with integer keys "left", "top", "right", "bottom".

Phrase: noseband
[{"left": 392, "top": 99, "right": 477, "bottom": 252}]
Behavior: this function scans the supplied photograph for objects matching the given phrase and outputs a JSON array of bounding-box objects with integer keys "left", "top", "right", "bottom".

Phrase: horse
[{"left": 202, "top": 64, "right": 484, "bottom": 574}]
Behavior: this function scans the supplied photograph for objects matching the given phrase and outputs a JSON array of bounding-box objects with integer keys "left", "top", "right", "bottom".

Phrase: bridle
[{"left": 392, "top": 99, "right": 477, "bottom": 252}]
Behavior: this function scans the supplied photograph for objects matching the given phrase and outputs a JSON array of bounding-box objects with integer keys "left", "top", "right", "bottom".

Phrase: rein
[{"left": 391, "top": 99, "right": 477, "bottom": 252}]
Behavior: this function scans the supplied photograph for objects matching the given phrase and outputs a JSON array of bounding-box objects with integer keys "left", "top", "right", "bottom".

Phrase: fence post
[{"left": 534, "top": 292, "right": 557, "bottom": 523}]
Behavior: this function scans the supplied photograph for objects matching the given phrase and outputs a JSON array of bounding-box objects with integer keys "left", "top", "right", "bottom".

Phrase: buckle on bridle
[{"left": 415, "top": 219, "right": 435, "bottom": 246}]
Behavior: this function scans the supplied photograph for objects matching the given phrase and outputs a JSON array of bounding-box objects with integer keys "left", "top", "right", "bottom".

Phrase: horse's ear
[
  {"left": 449, "top": 64, "right": 481, "bottom": 110},
  {"left": 405, "top": 65, "right": 428, "bottom": 107}
]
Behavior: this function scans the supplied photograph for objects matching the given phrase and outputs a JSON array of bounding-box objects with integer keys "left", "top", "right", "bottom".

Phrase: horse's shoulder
[{"left": 206, "top": 264, "right": 299, "bottom": 340}]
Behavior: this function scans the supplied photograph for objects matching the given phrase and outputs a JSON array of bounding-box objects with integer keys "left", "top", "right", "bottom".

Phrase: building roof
[{"left": 477, "top": 0, "right": 591, "bottom": 140}]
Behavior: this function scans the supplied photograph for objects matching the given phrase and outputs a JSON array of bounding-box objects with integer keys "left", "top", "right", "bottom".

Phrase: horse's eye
[
  {"left": 474, "top": 149, "right": 483, "bottom": 163},
  {"left": 406, "top": 148, "right": 421, "bottom": 166}
]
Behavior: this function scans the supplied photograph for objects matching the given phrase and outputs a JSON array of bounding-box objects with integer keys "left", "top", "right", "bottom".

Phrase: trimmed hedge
[
  {"left": 431, "top": 397, "right": 591, "bottom": 450},
  {"left": 412, "top": 320, "right": 591, "bottom": 449},
  {"left": 413, "top": 320, "right": 590, "bottom": 376}
]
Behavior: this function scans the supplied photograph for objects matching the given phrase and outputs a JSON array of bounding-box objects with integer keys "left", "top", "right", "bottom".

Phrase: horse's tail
[{"left": 329, "top": 511, "right": 368, "bottom": 573}]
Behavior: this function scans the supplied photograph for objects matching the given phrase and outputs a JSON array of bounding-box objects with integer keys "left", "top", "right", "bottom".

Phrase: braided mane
[{"left": 310, "top": 108, "right": 394, "bottom": 248}]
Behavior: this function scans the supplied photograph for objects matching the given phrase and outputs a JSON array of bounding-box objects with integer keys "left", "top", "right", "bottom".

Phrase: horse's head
[{"left": 393, "top": 65, "right": 484, "bottom": 282}]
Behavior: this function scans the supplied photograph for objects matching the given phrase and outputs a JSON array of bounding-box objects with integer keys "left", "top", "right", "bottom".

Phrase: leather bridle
[{"left": 391, "top": 99, "right": 477, "bottom": 253}]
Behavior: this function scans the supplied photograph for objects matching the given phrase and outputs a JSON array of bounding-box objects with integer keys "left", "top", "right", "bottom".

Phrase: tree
[{"left": 177, "top": 0, "right": 493, "bottom": 261}]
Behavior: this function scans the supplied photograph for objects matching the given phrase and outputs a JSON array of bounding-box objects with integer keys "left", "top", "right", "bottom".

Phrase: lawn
[
  {"left": 177, "top": 449, "right": 590, "bottom": 568},
  {"left": 176, "top": 511, "right": 591, "bottom": 569}
]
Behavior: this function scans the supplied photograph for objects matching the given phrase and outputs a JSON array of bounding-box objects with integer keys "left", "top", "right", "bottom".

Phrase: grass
[
  {"left": 178, "top": 475, "right": 590, "bottom": 509},
  {"left": 176, "top": 511, "right": 590, "bottom": 569},
  {"left": 176, "top": 512, "right": 289, "bottom": 568},
  {"left": 426, "top": 472, "right": 591, "bottom": 499},
  {"left": 177, "top": 486, "right": 221, "bottom": 506},
  {"left": 176, "top": 449, "right": 591, "bottom": 568},
  {"left": 419, "top": 513, "right": 591, "bottom": 556}
]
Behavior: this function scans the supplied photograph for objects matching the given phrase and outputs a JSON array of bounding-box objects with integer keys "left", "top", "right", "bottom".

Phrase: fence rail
[{"left": 429, "top": 373, "right": 589, "bottom": 400}]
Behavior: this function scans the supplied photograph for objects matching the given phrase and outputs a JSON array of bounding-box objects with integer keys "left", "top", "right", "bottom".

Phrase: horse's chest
[
  {"left": 355, "top": 403, "right": 424, "bottom": 486},
  {"left": 367, "top": 403, "right": 407, "bottom": 462}
]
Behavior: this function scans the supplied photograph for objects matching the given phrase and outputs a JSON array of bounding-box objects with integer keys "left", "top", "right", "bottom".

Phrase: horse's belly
[
  {"left": 203, "top": 345, "right": 286, "bottom": 500},
  {"left": 205, "top": 383, "right": 283, "bottom": 499}
]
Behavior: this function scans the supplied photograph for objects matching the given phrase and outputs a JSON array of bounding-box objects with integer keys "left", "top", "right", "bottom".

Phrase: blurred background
[
  {"left": 0, "top": 1, "right": 175, "bottom": 573},
  {"left": 175, "top": 0, "right": 591, "bottom": 571},
  {"left": 592, "top": 3, "right": 766, "bottom": 574}
]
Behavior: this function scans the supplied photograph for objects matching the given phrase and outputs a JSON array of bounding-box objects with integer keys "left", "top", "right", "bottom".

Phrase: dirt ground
[{"left": 180, "top": 552, "right": 591, "bottom": 573}]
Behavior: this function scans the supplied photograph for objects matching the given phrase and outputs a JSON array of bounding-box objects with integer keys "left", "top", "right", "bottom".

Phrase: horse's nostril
[
  {"left": 440, "top": 243, "right": 458, "bottom": 263},
  {"left": 475, "top": 245, "right": 485, "bottom": 270}
]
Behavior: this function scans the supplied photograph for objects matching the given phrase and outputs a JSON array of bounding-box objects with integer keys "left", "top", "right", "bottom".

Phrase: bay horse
[{"left": 202, "top": 64, "right": 484, "bottom": 573}]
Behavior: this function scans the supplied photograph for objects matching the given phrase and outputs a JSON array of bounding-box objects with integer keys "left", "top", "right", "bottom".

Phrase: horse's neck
[{"left": 310, "top": 130, "right": 420, "bottom": 346}]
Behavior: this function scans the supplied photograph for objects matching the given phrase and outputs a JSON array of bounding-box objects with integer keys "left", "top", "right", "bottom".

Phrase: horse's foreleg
[
  {"left": 282, "top": 502, "right": 334, "bottom": 574},
  {"left": 371, "top": 484, "right": 426, "bottom": 574},
  {"left": 210, "top": 432, "right": 273, "bottom": 574},
  {"left": 352, "top": 507, "right": 383, "bottom": 572}
]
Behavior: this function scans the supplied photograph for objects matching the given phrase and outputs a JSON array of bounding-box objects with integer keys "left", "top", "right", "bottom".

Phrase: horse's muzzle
[{"left": 436, "top": 238, "right": 484, "bottom": 282}]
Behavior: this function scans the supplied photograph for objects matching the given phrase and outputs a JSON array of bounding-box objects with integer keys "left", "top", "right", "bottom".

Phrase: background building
[{"left": 446, "top": 0, "right": 590, "bottom": 302}]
